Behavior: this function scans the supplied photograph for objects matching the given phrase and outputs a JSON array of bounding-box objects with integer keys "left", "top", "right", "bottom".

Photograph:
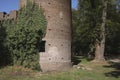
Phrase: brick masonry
[{"left": 38, "top": 0, "right": 72, "bottom": 72}]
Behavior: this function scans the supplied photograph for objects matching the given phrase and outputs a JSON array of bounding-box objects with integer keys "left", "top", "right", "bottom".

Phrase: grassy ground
[{"left": 0, "top": 58, "right": 120, "bottom": 80}]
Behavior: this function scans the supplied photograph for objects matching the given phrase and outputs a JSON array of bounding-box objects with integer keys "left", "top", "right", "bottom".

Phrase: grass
[{"left": 0, "top": 57, "right": 120, "bottom": 80}]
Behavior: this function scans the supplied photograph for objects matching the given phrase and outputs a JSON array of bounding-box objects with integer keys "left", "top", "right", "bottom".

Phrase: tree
[
  {"left": 72, "top": 9, "right": 82, "bottom": 56},
  {"left": 105, "top": 0, "right": 120, "bottom": 56},
  {"left": 0, "top": 21, "right": 8, "bottom": 66},
  {"left": 73, "top": 0, "right": 120, "bottom": 62},
  {"left": 93, "top": 0, "right": 108, "bottom": 62},
  {"left": 4, "top": 1, "right": 47, "bottom": 70},
  {"left": 74, "top": 0, "right": 103, "bottom": 57}
]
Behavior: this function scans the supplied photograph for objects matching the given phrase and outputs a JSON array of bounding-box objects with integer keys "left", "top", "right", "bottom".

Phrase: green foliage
[
  {"left": 72, "top": 0, "right": 103, "bottom": 55},
  {"left": 72, "top": 0, "right": 120, "bottom": 57},
  {"left": 12, "top": 1, "right": 46, "bottom": 70},
  {"left": 0, "top": 64, "right": 119, "bottom": 80},
  {"left": 0, "top": 21, "right": 11, "bottom": 66},
  {"left": 105, "top": 2, "right": 120, "bottom": 54},
  {"left": 1, "top": 1, "right": 47, "bottom": 70}
]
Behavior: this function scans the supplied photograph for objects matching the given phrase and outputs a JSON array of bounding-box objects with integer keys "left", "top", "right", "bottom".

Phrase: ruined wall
[
  {"left": 0, "top": 10, "right": 18, "bottom": 21},
  {"left": 8, "top": 10, "right": 18, "bottom": 20},
  {"left": 20, "top": 0, "right": 37, "bottom": 8},
  {"left": 0, "top": 12, "right": 7, "bottom": 20},
  {"left": 19, "top": 0, "right": 72, "bottom": 72}
]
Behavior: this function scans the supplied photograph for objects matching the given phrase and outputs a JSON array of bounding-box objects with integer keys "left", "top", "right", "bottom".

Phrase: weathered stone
[
  {"left": 109, "top": 59, "right": 120, "bottom": 63},
  {"left": 0, "top": 10, "right": 18, "bottom": 21},
  {"left": 0, "top": 12, "right": 7, "bottom": 20},
  {"left": 39, "top": 0, "right": 72, "bottom": 72}
]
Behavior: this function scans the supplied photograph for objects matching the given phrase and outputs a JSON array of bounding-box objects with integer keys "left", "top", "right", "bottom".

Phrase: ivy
[{"left": 1, "top": 1, "right": 47, "bottom": 70}]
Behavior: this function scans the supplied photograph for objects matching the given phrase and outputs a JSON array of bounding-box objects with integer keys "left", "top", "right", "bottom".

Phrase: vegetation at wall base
[
  {"left": 0, "top": 59, "right": 119, "bottom": 80},
  {"left": 0, "top": 1, "right": 47, "bottom": 70}
]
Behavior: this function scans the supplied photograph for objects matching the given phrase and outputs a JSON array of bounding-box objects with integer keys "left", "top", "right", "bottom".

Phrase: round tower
[{"left": 39, "top": 0, "right": 72, "bottom": 72}]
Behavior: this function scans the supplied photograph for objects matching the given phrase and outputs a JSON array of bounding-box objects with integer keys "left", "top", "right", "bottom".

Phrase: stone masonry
[
  {"left": 39, "top": 0, "right": 72, "bottom": 72},
  {"left": 0, "top": 10, "right": 18, "bottom": 21}
]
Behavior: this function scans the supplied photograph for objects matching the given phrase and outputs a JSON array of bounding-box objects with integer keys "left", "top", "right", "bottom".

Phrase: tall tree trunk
[{"left": 93, "top": 0, "right": 108, "bottom": 63}]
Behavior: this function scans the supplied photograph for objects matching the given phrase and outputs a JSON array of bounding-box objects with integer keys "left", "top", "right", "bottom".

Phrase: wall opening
[
  {"left": 48, "top": 44, "right": 51, "bottom": 46},
  {"left": 48, "top": 29, "right": 52, "bottom": 31},
  {"left": 48, "top": 2, "right": 51, "bottom": 5},
  {"left": 39, "top": 41, "right": 46, "bottom": 52}
]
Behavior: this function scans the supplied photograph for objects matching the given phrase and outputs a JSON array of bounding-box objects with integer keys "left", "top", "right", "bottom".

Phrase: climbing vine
[{"left": 1, "top": 0, "right": 47, "bottom": 70}]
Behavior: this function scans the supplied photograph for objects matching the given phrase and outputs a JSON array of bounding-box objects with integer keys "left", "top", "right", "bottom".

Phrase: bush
[{"left": 1, "top": 1, "right": 47, "bottom": 70}]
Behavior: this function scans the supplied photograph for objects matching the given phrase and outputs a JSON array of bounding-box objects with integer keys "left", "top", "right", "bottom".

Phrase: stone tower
[{"left": 20, "top": 0, "right": 72, "bottom": 72}]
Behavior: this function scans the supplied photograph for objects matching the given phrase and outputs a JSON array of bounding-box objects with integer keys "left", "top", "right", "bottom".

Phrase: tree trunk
[{"left": 93, "top": 0, "right": 108, "bottom": 63}]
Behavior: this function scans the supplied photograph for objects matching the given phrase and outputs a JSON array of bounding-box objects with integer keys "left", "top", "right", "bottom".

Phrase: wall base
[{"left": 39, "top": 52, "right": 72, "bottom": 72}]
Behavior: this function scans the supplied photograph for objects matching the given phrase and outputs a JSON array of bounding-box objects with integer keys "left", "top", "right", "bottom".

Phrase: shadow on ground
[
  {"left": 104, "top": 62, "right": 120, "bottom": 78},
  {"left": 71, "top": 55, "right": 94, "bottom": 65},
  {"left": 71, "top": 56, "right": 82, "bottom": 65}
]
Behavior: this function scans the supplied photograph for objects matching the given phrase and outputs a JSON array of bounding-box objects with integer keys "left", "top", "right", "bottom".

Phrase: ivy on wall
[{"left": 1, "top": 0, "right": 47, "bottom": 70}]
